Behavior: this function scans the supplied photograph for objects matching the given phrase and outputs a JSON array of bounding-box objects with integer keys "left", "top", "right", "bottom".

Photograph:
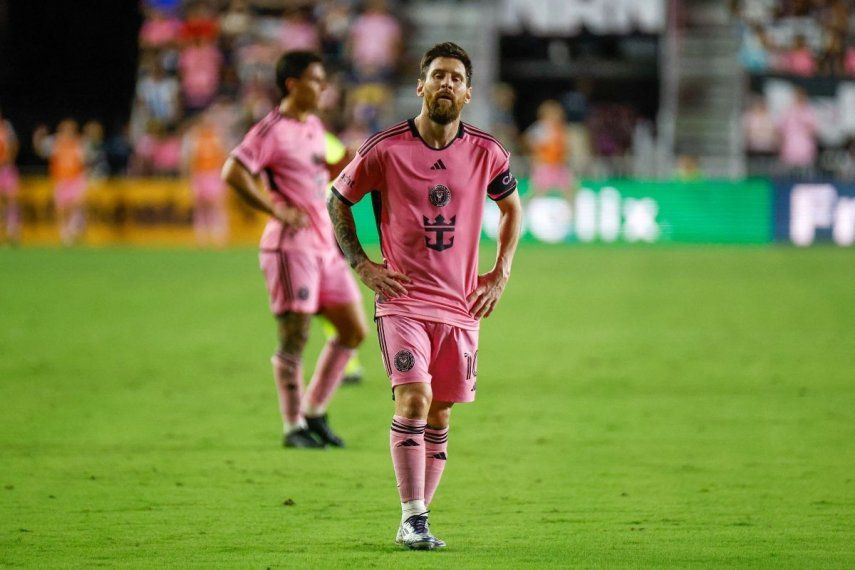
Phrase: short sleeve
[
  {"left": 231, "top": 121, "right": 274, "bottom": 176},
  {"left": 487, "top": 154, "right": 517, "bottom": 201},
  {"left": 331, "top": 148, "right": 381, "bottom": 206}
]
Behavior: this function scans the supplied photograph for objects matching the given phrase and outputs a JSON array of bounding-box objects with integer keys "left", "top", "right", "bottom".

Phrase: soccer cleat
[
  {"left": 305, "top": 414, "right": 345, "bottom": 448},
  {"left": 283, "top": 427, "right": 325, "bottom": 449},
  {"left": 341, "top": 370, "right": 363, "bottom": 385},
  {"left": 395, "top": 513, "right": 445, "bottom": 550}
]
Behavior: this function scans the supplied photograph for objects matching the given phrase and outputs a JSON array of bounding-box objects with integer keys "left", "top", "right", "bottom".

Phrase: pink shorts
[
  {"left": 0, "top": 165, "right": 19, "bottom": 196},
  {"left": 259, "top": 249, "right": 361, "bottom": 315},
  {"left": 191, "top": 172, "right": 225, "bottom": 202},
  {"left": 376, "top": 314, "right": 479, "bottom": 403},
  {"left": 55, "top": 177, "right": 87, "bottom": 207}
]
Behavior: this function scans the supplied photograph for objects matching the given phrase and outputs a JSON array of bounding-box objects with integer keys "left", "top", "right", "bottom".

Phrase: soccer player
[
  {"left": 328, "top": 42, "right": 522, "bottom": 549},
  {"left": 0, "top": 111, "right": 21, "bottom": 245},
  {"left": 222, "top": 51, "right": 368, "bottom": 449}
]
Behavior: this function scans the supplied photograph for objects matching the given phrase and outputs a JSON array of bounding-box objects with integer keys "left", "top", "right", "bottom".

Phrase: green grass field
[{"left": 1, "top": 245, "right": 854, "bottom": 568}]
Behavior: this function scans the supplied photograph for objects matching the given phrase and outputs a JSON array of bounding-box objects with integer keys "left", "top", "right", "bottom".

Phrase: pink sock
[
  {"left": 271, "top": 352, "right": 304, "bottom": 430},
  {"left": 304, "top": 339, "right": 354, "bottom": 416},
  {"left": 390, "top": 415, "right": 427, "bottom": 502},
  {"left": 424, "top": 426, "right": 449, "bottom": 505}
]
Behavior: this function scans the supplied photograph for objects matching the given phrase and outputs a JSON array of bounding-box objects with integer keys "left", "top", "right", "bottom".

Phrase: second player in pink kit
[
  {"left": 329, "top": 42, "right": 523, "bottom": 550},
  {"left": 222, "top": 51, "right": 367, "bottom": 449}
]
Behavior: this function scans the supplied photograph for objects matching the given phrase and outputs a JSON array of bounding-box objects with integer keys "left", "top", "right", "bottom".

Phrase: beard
[{"left": 427, "top": 94, "right": 462, "bottom": 125}]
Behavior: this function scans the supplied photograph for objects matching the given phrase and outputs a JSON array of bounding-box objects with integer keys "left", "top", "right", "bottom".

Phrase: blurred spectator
[
  {"left": 846, "top": 44, "right": 855, "bottom": 76},
  {"left": 178, "top": 37, "right": 223, "bottom": 112},
  {"left": 220, "top": 0, "right": 252, "bottom": 40},
  {"left": 318, "top": 1, "right": 352, "bottom": 63},
  {"left": 743, "top": 96, "right": 778, "bottom": 155},
  {"left": 33, "top": 120, "right": 88, "bottom": 245},
  {"left": 524, "top": 100, "right": 574, "bottom": 198},
  {"left": 779, "top": 34, "right": 817, "bottom": 77},
  {"left": 778, "top": 88, "right": 818, "bottom": 173},
  {"left": 348, "top": 0, "right": 402, "bottom": 83},
  {"left": 674, "top": 154, "right": 702, "bottom": 181},
  {"left": 180, "top": 1, "right": 220, "bottom": 43},
  {"left": 492, "top": 83, "right": 519, "bottom": 154},
  {"left": 104, "top": 124, "right": 133, "bottom": 176},
  {"left": 339, "top": 107, "right": 373, "bottom": 156},
  {"left": 83, "top": 120, "right": 109, "bottom": 180},
  {"left": 347, "top": 82, "right": 393, "bottom": 133},
  {"left": 279, "top": 6, "right": 321, "bottom": 52},
  {"left": 740, "top": 23, "right": 772, "bottom": 72},
  {"left": 139, "top": 6, "right": 182, "bottom": 50},
  {"left": 587, "top": 104, "right": 635, "bottom": 158},
  {"left": 0, "top": 110, "right": 21, "bottom": 244},
  {"left": 818, "top": 27, "right": 845, "bottom": 76},
  {"left": 137, "top": 55, "right": 182, "bottom": 125},
  {"left": 183, "top": 112, "right": 228, "bottom": 246},
  {"left": 561, "top": 77, "right": 592, "bottom": 123},
  {"left": 133, "top": 121, "right": 182, "bottom": 176}
]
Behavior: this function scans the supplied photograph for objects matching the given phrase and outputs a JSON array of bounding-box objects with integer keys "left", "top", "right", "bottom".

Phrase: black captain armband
[{"left": 487, "top": 168, "right": 518, "bottom": 201}]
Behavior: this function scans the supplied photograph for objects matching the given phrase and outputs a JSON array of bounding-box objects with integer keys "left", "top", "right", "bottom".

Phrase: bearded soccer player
[
  {"left": 328, "top": 42, "right": 522, "bottom": 549},
  {"left": 222, "top": 51, "right": 368, "bottom": 449}
]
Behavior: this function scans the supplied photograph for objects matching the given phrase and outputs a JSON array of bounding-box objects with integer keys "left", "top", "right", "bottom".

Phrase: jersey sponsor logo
[
  {"left": 394, "top": 349, "right": 415, "bottom": 372},
  {"left": 297, "top": 286, "right": 310, "bottom": 300},
  {"left": 423, "top": 214, "right": 456, "bottom": 251},
  {"left": 430, "top": 159, "right": 447, "bottom": 170},
  {"left": 428, "top": 184, "right": 452, "bottom": 207}
]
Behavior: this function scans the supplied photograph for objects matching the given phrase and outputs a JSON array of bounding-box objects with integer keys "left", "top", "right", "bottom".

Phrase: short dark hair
[
  {"left": 419, "top": 42, "right": 472, "bottom": 86},
  {"left": 275, "top": 51, "right": 323, "bottom": 97}
]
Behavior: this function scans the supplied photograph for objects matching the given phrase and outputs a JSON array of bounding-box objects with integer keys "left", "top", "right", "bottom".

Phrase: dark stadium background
[{"left": 0, "top": 1, "right": 142, "bottom": 169}]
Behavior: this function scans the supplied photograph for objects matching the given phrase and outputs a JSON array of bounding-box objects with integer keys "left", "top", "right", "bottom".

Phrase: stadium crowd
[
  {"left": 735, "top": 0, "right": 855, "bottom": 178},
  {"left": 734, "top": 0, "right": 854, "bottom": 77},
  {"left": 129, "top": 0, "right": 406, "bottom": 177}
]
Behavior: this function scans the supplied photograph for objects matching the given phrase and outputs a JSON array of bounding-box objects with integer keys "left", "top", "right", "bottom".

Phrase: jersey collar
[{"left": 407, "top": 118, "right": 464, "bottom": 151}]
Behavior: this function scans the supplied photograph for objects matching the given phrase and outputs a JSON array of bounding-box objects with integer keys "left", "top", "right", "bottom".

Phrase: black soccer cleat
[
  {"left": 305, "top": 414, "right": 345, "bottom": 448},
  {"left": 341, "top": 370, "right": 363, "bottom": 385},
  {"left": 283, "top": 427, "right": 325, "bottom": 449}
]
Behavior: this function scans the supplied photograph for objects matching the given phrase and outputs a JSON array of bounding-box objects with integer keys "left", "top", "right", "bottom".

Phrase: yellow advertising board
[{"left": 15, "top": 177, "right": 267, "bottom": 246}]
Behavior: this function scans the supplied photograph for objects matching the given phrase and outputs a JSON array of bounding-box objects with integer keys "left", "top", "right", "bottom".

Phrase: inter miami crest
[
  {"left": 429, "top": 184, "right": 451, "bottom": 207},
  {"left": 394, "top": 349, "right": 415, "bottom": 372}
]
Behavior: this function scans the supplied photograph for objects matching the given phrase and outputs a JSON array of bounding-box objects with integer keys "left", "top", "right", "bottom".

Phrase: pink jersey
[
  {"left": 231, "top": 110, "right": 334, "bottom": 253},
  {"left": 332, "top": 119, "right": 517, "bottom": 330}
]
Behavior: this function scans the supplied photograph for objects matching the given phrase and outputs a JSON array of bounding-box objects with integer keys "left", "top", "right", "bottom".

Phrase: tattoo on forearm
[{"left": 328, "top": 196, "right": 369, "bottom": 268}]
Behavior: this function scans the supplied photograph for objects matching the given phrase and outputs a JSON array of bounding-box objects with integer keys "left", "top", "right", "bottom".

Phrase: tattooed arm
[{"left": 327, "top": 193, "right": 410, "bottom": 298}]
